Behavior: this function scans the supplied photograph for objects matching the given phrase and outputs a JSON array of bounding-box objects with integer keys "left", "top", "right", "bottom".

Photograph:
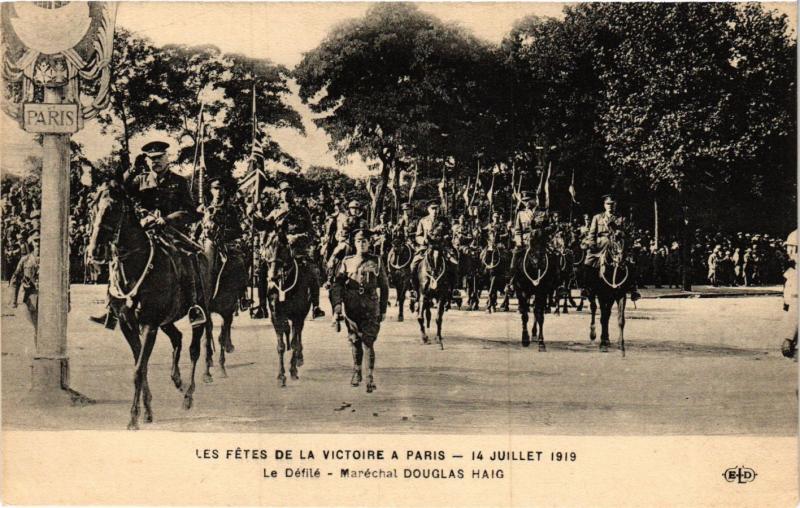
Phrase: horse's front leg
[
  {"left": 217, "top": 313, "right": 234, "bottom": 378},
  {"left": 289, "top": 323, "right": 300, "bottom": 380},
  {"left": 532, "top": 295, "right": 546, "bottom": 351},
  {"left": 183, "top": 324, "right": 204, "bottom": 410},
  {"left": 397, "top": 281, "right": 405, "bottom": 322},
  {"left": 599, "top": 299, "right": 612, "bottom": 352},
  {"left": 275, "top": 321, "right": 288, "bottom": 387},
  {"left": 129, "top": 324, "right": 157, "bottom": 430},
  {"left": 589, "top": 295, "right": 597, "bottom": 341},
  {"left": 417, "top": 293, "right": 429, "bottom": 344},
  {"left": 435, "top": 296, "right": 445, "bottom": 350},
  {"left": 519, "top": 290, "right": 530, "bottom": 347},
  {"left": 203, "top": 317, "right": 214, "bottom": 384},
  {"left": 161, "top": 323, "right": 183, "bottom": 390}
]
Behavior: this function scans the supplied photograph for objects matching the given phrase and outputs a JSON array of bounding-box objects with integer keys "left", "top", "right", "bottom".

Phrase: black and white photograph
[{"left": 1, "top": 1, "right": 797, "bottom": 505}]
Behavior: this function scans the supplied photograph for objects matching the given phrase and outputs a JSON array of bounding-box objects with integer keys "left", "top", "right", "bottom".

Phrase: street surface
[{"left": 2, "top": 284, "right": 797, "bottom": 435}]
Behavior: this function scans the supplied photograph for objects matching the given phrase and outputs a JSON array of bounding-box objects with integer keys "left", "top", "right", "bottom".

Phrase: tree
[{"left": 295, "top": 3, "right": 496, "bottom": 224}]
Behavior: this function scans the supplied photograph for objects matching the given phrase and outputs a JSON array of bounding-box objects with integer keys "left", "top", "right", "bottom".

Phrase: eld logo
[{"left": 723, "top": 466, "right": 757, "bottom": 484}]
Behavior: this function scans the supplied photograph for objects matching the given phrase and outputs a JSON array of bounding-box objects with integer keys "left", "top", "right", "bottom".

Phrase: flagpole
[
  {"left": 249, "top": 84, "right": 258, "bottom": 314},
  {"left": 189, "top": 101, "right": 205, "bottom": 195}
]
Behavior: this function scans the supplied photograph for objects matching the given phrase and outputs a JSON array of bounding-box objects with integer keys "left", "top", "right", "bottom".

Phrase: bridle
[
  {"left": 388, "top": 242, "right": 412, "bottom": 270},
  {"left": 264, "top": 234, "right": 299, "bottom": 302}
]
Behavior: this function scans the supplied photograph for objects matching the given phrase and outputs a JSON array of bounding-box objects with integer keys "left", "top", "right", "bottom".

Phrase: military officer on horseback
[
  {"left": 122, "top": 140, "right": 208, "bottom": 326},
  {"left": 251, "top": 180, "right": 325, "bottom": 319},
  {"left": 410, "top": 200, "right": 457, "bottom": 295},
  {"left": 331, "top": 228, "right": 389, "bottom": 392},
  {"left": 509, "top": 190, "right": 552, "bottom": 285},
  {"left": 583, "top": 194, "right": 640, "bottom": 300},
  {"left": 484, "top": 211, "right": 509, "bottom": 250},
  {"left": 326, "top": 199, "right": 369, "bottom": 277}
]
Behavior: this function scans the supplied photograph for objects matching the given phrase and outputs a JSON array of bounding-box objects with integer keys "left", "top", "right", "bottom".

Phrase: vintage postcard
[{"left": 1, "top": 1, "right": 797, "bottom": 506}]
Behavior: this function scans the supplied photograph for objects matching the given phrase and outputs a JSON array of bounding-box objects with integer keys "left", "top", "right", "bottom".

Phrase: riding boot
[
  {"left": 253, "top": 262, "right": 268, "bottom": 319},
  {"left": 187, "top": 258, "right": 207, "bottom": 327},
  {"left": 304, "top": 261, "right": 326, "bottom": 319},
  {"left": 89, "top": 309, "right": 118, "bottom": 330},
  {"left": 350, "top": 339, "right": 363, "bottom": 386}
]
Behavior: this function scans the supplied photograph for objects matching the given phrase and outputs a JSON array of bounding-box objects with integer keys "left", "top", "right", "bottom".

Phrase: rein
[
  {"left": 388, "top": 243, "right": 412, "bottom": 270},
  {"left": 481, "top": 248, "right": 500, "bottom": 270},
  {"left": 599, "top": 262, "right": 629, "bottom": 289},
  {"left": 522, "top": 247, "right": 548, "bottom": 287},
  {"left": 266, "top": 245, "right": 299, "bottom": 302},
  {"left": 425, "top": 248, "right": 447, "bottom": 288}
]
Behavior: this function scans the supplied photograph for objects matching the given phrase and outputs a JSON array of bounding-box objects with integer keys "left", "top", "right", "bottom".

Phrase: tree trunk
[{"left": 680, "top": 200, "right": 692, "bottom": 291}]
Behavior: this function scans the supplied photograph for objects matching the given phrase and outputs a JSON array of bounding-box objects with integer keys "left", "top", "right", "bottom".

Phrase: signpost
[{"left": 2, "top": 2, "right": 117, "bottom": 404}]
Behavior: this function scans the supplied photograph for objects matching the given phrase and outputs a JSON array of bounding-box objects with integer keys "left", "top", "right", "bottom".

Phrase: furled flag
[{"left": 568, "top": 168, "right": 577, "bottom": 204}]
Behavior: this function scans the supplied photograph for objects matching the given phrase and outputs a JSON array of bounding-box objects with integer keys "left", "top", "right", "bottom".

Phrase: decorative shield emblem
[{"left": 2, "top": 2, "right": 117, "bottom": 126}]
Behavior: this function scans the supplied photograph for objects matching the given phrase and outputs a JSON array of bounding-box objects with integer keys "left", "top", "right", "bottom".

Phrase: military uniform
[
  {"left": 331, "top": 235, "right": 389, "bottom": 392},
  {"left": 327, "top": 206, "right": 369, "bottom": 272},
  {"left": 252, "top": 193, "right": 323, "bottom": 312},
  {"left": 11, "top": 240, "right": 38, "bottom": 330},
  {"left": 583, "top": 211, "right": 624, "bottom": 268},
  {"left": 510, "top": 203, "right": 552, "bottom": 276},
  {"left": 125, "top": 169, "right": 200, "bottom": 232}
]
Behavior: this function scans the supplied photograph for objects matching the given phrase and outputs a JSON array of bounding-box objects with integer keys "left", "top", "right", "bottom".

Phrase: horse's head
[
  {"left": 528, "top": 226, "right": 550, "bottom": 253},
  {"left": 262, "top": 231, "right": 293, "bottom": 285},
  {"left": 391, "top": 224, "right": 407, "bottom": 249},
  {"left": 550, "top": 231, "right": 566, "bottom": 255},
  {"left": 87, "top": 181, "right": 128, "bottom": 262},
  {"left": 603, "top": 236, "right": 627, "bottom": 267}
]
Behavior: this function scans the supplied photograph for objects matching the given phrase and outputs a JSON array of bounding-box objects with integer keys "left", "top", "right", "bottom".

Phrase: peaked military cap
[
  {"left": 348, "top": 200, "right": 362, "bottom": 209},
  {"left": 427, "top": 199, "right": 440, "bottom": 208},
  {"left": 141, "top": 141, "right": 170, "bottom": 156},
  {"left": 401, "top": 203, "right": 411, "bottom": 210},
  {"left": 602, "top": 194, "right": 615, "bottom": 204},
  {"left": 277, "top": 180, "right": 292, "bottom": 191},
  {"left": 520, "top": 190, "right": 535, "bottom": 201},
  {"left": 353, "top": 228, "right": 371, "bottom": 240},
  {"left": 209, "top": 178, "right": 223, "bottom": 189}
]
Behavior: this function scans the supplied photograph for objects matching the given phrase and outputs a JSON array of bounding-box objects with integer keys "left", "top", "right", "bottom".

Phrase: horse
[
  {"left": 415, "top": 224, "right": 457, "bottom": 349},
  {"left": 511, "top": 227, "right": 562, "bottom": 351},
  {"left": 583, "top": 231, "right": 632, "bottom": 355},
  {"left": 480, "top": 233, "right": 510, "bottom": 313},
  {"left": 386, "top": 224, "right": 413, "bottom": 321},
  {"left": 87, "top": 181, "right": 214, "bottom": 430},
  {"left": 205, "top": 243, "right": 249, "bottom": 378},
  {"left": 261, "top": 231, "right": 313, "bottom": 386},
  {"left": 550, "top": 229, "right": 583, "bottom": 314},
  {"left": 456, "top": 233, "right": 483, "bottom": 311}
]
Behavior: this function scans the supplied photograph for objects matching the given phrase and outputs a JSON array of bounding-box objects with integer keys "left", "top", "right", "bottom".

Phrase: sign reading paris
[
  {"left": 2, "top": 2, "right": 117, "bottom": 133},
  {"left": 23, "top": 103, "right": 79, "bottom": 133}
]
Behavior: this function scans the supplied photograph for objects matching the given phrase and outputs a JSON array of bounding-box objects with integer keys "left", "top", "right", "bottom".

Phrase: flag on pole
[
  {"left": 544, "top": 161, "right": 552, "bottom": 209},
  {"left": 487, "top": 173, "right": 495, "bottom": 208},
  {"left": 568, "top": 168, "right": 577, "bottom": 204}
]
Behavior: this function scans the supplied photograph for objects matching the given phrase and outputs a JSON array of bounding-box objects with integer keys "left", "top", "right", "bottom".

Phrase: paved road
[{"left": 2, "top": 284, "right": 797, "bottom": 435}]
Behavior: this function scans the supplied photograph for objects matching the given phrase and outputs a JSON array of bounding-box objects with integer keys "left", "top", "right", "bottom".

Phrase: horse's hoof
[
  {"left": 421, "top": 335, "right": 429, "bottom": 344},
  {"left": 203, "top": 374, "right": 213, "bottom": 384},
  {"left": 127, "top": 421, "right": 139, "bottom": 431},
  {"left": 219, "top": 368, "right": 228, "bottom": 379},
  {"left": 438, "top": 341, "right": 444, "bottom": 351},
  {"left": 290, "top": 370, "right": 299, "bottom": 380},
  {"left": 397, "top": 315, "right": 404, "bottom": 322},
  {"left": 538, "top": 343, "right": 546, "bottom": 352},
  {"left": 183, "top": 396, "right": 193, "bottom": 410},
  {"left": 521, "top": 334, "right": 530, "bottom": 347},
  {"left": 278, "top": 376, "right": 286, "bottom": 388},
  {"left": 172, "top": 377, "right": 183, "bottom": 391},
  {"left": 599, "top": 343, "right": 609, "bottom": 353},
  {"left": 225, "top": 344, "right": 234, "bottom": 354},
  {"left": 366, "top": 382, "right": 375, "bottom": 393},
  {"left": 296, "top": 356, "right": 304, "bottom": 368},
  {"left": 351, "top": 372, "right": 362, "bottom": 386},
  {"left": 144, "top": 412, "right": 153, "bottom": 424}
]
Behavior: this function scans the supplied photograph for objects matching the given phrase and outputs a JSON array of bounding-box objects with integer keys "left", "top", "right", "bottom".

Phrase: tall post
[
  {"left": 30, "top": 87, "right": 89, "bottom": 403},
  {"left": 654, "top": 198, "right": 659, "bottom": 249}
]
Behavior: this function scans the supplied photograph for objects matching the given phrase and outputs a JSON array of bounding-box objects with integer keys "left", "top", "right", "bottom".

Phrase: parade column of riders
[{"left": 10, "top": 139, "right": 795, "bottom": 402}]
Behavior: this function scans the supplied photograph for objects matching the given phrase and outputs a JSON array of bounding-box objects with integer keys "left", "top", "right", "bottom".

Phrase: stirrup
[{"left": 189, "top": 305, "right": 207, "bottom": 327}]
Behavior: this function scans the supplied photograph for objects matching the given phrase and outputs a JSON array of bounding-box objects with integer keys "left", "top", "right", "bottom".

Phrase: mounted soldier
[
  {"left": 410, "top": 200, "right": 457, "bottom": 296},
  {"left": 200, "top": 177, "right": 243, "bottom": 271},
  {"left": 397, "top": 202, "right": 415, "bottom": 237},
  {"left": 583, "top": 194, "right": 640, "bottom": 301},
  {"left": 326, "top": 199, "right": 369, "bottom": 280},
  {"left": 510, "top": 190, "right": 552, "bottom": 286},
  {"left": 251, "top": 180, "right": 325, "bottom": 319}
]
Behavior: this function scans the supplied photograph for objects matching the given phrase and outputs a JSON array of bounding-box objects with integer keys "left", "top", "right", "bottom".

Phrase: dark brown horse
[
  {"left": 205, "top": 245, "right": 249, "bottom": 377},
  {"left": 480, "top": 234, "right": 510, "bottom": 313},
  {"left": 261, "top": 231, "right": 312, "bottom": 386},
  {"left": 512, "top": 228, "right": 561, "bottom": 351},
  {"left": 415, "top": 224, "right": 457, "bottom": 349},
  {"left": 386, "top": 224, "right": 413, "bottom": 321},
  {"left": 87, "top": 181, "right": 214, "bottom": 430},
  {"left": 583, "top": 233, "right": 631, "bottom": 355}
]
